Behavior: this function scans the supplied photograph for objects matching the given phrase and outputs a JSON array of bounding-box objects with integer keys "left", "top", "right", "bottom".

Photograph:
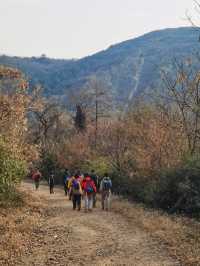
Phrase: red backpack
[{"left": 84, "top": 179, "right": 94, "bottom": 193}]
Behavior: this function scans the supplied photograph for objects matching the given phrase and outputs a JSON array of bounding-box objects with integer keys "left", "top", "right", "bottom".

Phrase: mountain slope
[{"left": 0, "top": 27, "right": 199, "bottom": 101}]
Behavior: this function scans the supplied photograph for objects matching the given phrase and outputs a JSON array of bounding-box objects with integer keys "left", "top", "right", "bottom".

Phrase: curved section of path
[{"left": 18, "top": 183, "right": 180, "bottom": 266}]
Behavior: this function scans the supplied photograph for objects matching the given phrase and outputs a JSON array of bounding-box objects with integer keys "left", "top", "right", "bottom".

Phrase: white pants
[{"left": 84, "top": 193, "right": 93, "bottom": 210}]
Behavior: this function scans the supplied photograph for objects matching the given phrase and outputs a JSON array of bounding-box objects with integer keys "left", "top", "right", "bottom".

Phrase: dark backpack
[
  {"left": 103, "top": 178, "right": 111, "bottom": 191},
  {"left": 85, "top": 180, "right": 94, "bottom": 193},
  {"left": 91, "top": 174, "right": 98, "bottom": 187},
  {"left": 72, "top": 179, "right": 80, "bottom": 190}
]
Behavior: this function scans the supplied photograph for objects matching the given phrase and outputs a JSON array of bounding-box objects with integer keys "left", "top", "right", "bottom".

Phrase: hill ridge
[{"left": 0, "top": 27, "right": 199, "bottom": 102}]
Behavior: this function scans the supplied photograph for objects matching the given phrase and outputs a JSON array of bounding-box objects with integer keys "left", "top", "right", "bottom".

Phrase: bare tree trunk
[{"left": 95, "top": 99, "right": 98, "bottom": 146}]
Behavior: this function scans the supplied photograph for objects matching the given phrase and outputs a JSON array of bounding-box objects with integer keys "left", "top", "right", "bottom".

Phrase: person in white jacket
[{"left": 100, "top": 173, "right": 112, "bottom": 211}]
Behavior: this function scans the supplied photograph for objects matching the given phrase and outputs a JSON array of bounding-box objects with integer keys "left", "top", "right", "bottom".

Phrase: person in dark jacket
[
  {"left": 49, "top": 172, "right": 55, "bottom": 194},
  {"left": 90, "top": 170, "right": 98, "bottom": 207}
]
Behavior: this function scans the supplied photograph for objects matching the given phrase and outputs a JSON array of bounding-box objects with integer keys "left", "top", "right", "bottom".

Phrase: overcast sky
[{"left": 0, "top": 0, "right": 197, "bottom": 59}]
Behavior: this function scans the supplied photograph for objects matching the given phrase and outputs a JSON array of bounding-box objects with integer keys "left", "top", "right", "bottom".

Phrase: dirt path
[{"left": 17, "top": 183, "right": 180, "bottom": 266}]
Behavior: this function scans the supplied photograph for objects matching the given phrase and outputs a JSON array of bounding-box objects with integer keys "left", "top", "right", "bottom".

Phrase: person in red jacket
[
  {"left": 82, "top": 173, "right": 96, "bottom": 212},
  {"left": 32, "top": 169, "right": 42, "bottom": 190}
]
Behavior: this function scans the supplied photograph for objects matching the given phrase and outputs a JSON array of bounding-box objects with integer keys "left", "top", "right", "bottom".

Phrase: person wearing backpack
[
  {"left": 90, "top": 170, "right": 99, "bottom": 208},
  {"left": 82, "top": 173, "right": 96, "bottom": 212},
  {"left": 68, "top": 174, "right": 75, "bottom": 200},
  {"left": 63, "top": 169, "right": 70, "bottom": 196},
  {"left": 100, "top": 173, "right": 112, "bottom": 211},
  {"left": 71, "top": 174, "right": 82, "bottom": 210},
  {"left": 48, "top": 172, "right": 55, "bottom": 194}
]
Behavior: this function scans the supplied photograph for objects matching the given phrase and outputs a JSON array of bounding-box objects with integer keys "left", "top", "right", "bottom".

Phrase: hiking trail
[{"left": 17, "top": 182, "right": 180, "bottom": 266}]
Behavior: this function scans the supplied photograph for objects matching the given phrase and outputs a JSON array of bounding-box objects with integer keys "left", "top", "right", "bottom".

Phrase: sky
[{"left": 0, "top": 0, "right": 197, "bottom": 59}]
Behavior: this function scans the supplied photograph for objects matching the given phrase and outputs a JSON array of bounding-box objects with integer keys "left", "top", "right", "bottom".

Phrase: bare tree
[
  {"left": 67, "top": 75, "right": 113, "bottom": 145},
  {"left": 85, "top": 76, "right": 113, "bottom": 143},
  {"left": 160, "top": 59, "right": 200, "bottom": 154},
  {"left": 30, "top": 100, "right": 64, "bottom": 152}
]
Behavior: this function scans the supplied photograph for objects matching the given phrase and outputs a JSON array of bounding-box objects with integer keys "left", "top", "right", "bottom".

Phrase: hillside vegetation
[
  {"left": 1, "top": 26, "right": 200, "bottom": 265},
  {"left": 1, "top": 28, "right": 200, "bottom": 215},
  {"left": 0, "top": 27, "right": 199, "bottom": 102}
]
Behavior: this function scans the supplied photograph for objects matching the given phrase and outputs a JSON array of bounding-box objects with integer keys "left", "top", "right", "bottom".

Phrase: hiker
[
  {"left": 68, "top": 174, "right": 75, "bottom": 200},
  {"left": 48, "top": 172, "right": 55, "bottom": 194},
  {"left": 32, "top": 169, "right": 42, "bottom": 190},
  {"left": 82, "top": 173, "right": 96, "bottom": 212},
  {"left": 100, "top": 173, "right": 112, "bottom": 211},
  {"left": 71, "top": 174, "right": 82, "bottom": 210},
  {"left": 76, "top": 170, "right": 84, "bottom": 182},
  {"left": 90, "top": 169, "right": 98, "bottom": 207},
  {"left": 63, "top": 169, "right": 70, "bottom": 195}
]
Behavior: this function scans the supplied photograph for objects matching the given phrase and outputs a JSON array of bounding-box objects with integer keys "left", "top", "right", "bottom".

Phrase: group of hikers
[{"left": 32, "top": 169, "right": 112, "bottom": 212}]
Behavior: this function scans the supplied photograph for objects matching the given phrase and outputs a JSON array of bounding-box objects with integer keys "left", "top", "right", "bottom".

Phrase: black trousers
[
  {"left": 35, "top": 181, "right": 39, "bottom": 190},
  {"left": 50, "top": 185, "right": 54, "bottom": 194},
  {"left": 64, "top": 184, "right": 68, "bottom": 195},
  {"left": 93, "top": 193, "right": 97, "bottom": 207},
  {"left": 73, "top": 194, "right": 81, "bottom": 210}
]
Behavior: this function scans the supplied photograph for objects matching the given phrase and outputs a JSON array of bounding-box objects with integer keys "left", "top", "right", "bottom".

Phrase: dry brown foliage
[
  {"left": 126, "top": 105, "right": 187, "bottom": 170},
  {"left": 92, "top": 105, "right": 187, "bottom": 177},
  {"left": 0, "top": 187, "right": 46, "bottom": 265},
  {"left": 112, "top": 198, "right": 200, "bottom": 266},
  {"left": 0, "top": 66, "right": 39, "bottom": 163}
]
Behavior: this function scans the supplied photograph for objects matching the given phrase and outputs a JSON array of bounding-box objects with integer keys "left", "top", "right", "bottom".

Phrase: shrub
[
  {"left": 82, "top": 157, "right": 110, "bottom": 176},
  {"left": 155, "top": 157, "right": 200, "bottom": 216},
  {"left": 0, "top": 138, "right": 27, "bottom": 194},
  {"left": 111, "top": 170, "right": 157, "bottom": 205},
  {"left": 0, "top": 187, "right": 24, "bottom": 208}
]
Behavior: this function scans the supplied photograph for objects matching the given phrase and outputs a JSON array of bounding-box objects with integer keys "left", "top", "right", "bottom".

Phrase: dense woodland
[{"left": 1, "top": 53, "right": 200, "bottom": 217}]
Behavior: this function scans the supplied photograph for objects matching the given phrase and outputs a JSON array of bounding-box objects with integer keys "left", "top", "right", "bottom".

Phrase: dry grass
[
  {"left": 112, "top": 197, "right": 200, "bottom": 266},
  {"left": 0, "top": 188, "right": 46, "bottom": 265},
  {"left": 1, "top": 187, "right": 200, "bottom": 266}
]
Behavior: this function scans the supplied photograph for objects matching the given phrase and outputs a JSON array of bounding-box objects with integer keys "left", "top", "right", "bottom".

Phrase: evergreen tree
[{"left": 74, "top": 105, "right": 86, "bottom": 132}]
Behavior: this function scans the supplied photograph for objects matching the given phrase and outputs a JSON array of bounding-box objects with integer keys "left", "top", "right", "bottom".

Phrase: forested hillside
[
  {"left": 1, "top": 26, "right": 200, "bottom": 266},
  {"left": 2, "top": 0, "right": 200, "bottom": 263},
  {"left": 0, "top": 27, "right": 199, "bottom": 102}
]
